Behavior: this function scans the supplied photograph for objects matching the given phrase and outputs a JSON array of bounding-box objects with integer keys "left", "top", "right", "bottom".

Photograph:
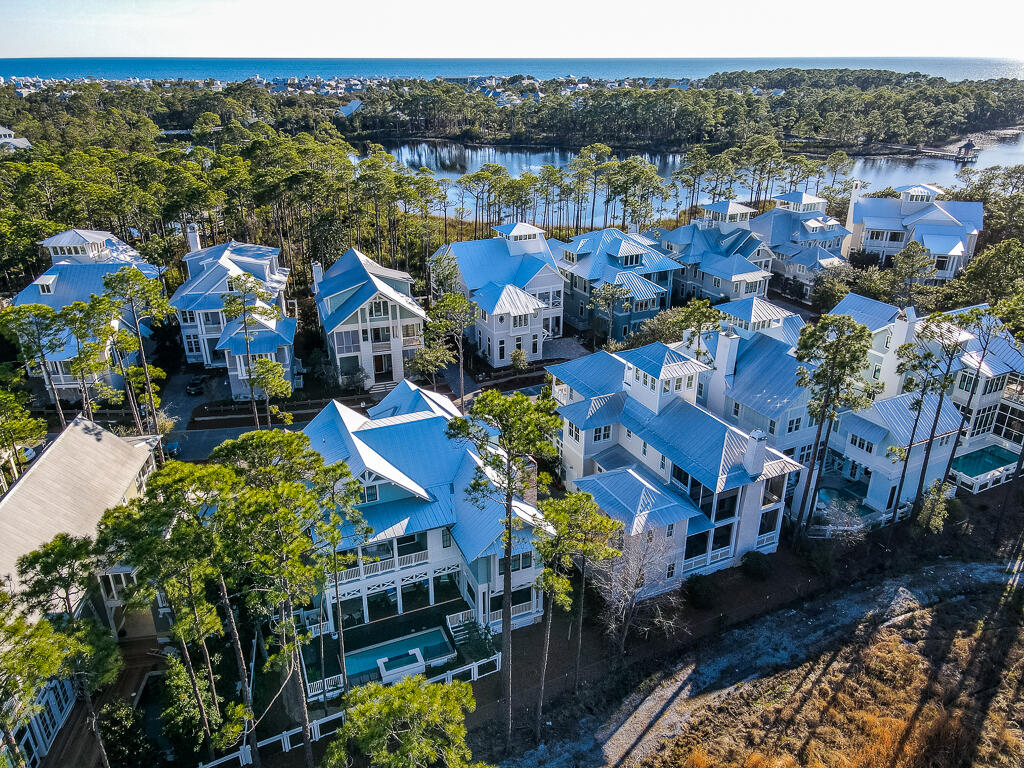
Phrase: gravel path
[{"left": 505, "top": 561, "right": 1016, "bottom": 768}]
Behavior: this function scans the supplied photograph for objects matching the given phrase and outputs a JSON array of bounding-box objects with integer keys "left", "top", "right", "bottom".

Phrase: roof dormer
[{"left": 33, "top": 273, "right": 57, "bottom": 295}]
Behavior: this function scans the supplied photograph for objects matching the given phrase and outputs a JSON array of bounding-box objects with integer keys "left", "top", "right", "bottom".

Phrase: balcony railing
[
  {"left": 487, "top": 602, "right": 534, "bottom": 624},
  {"left": 756, "top": 532, "right": 778, "bottom": 548},
  {"left": 403, "top": 336, "right": 422, "bottom": 348},
  {"left": 709, "top": 547, "right": 732, "bottom": 563},
  {"left": 682, "top": 554, "right": 708, "bottom": 573},
  {"left": 371, "top": 341, "right": 392, "bottom": 353},
  {"left": 326, "top": 548, "right": 429, "bottom": 587}
]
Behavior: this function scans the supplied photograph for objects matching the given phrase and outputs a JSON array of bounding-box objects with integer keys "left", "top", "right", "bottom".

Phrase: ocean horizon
[{"left": 2, "top": 57, "right": 1023, "bottom": 83}]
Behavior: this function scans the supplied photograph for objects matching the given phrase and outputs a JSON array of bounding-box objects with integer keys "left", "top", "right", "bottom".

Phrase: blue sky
[{"left": 2, "top": 0, "right": 1021, "bottom": 59}]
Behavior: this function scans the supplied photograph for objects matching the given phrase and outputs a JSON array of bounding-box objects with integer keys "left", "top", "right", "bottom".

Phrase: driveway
[
  {"left": 545, "top": 336, "right": 590, "bottom": 361},
  {"left": 161, "top": 371, "right": 230, "bottom": 429},
  {"left": 164, "top": 421, "right": 312, "bottom": 461}
]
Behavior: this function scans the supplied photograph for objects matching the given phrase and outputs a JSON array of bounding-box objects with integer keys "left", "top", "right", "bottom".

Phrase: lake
[{"left": 383, "top": 131, "right": 1024, "bottom": 207}]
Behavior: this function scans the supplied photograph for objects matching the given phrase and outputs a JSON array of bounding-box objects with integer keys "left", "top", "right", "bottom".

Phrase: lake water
[
  {"left": 384, "top": 131, "right": 1024, "bottom": 206},
  {"left": 2, "top": 57, "right": 1023, "bottom": 82}
]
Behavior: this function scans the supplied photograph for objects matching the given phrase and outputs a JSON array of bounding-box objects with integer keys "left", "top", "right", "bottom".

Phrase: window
[
  {"left": 686, "top": 374, "right": 694, "bottom": 389},
  {"left": 225, "top": 278, "right": 237, "bottom": 292},
  {"left": 970, "top": 404, "right": 998, "bottom": 436},
  {"left": 512, "top": 314, "right": 529, "bottom": 329},
  {"left": 660, "top": 454, "right": 666, "bottom": 471},
  {"left": 868, "top": 230, "right": 885, "bottom": 241},
  {"left": 641, "top": 441, "right": 648, "bottom": 457},
  {"left": 625, "top": 428, "right": 633, "bottom": 439},
  {"left": 552, "top": 290, "right": 562, "bottom": 307},
  {"left": 478, "top": 308, "right": 488, "bottom": 321},
  {"left": 622, "top": 253, "right": 642, "bottom": 267},
  {"left": 185, "top": 334, "right": 201, "bottom": 355},
  {"left": 733, "top": 402, "right": 741, "bottom": 418},
  {"left": 768, "top": 419, "right": 776, "bottom": 435},
  {"left": 568, "top": 422, "right": 580, "bottom": 442},
  {"left": 593, "top": 425, "right": 611, "bottom": 442},
  {"left": 532, "top": 334, "right": 539, "bottom": 354},
  {"left": 442, "top": 529, "right": 452, "bottom": 548},
  {"left": 797, "top": 444, "right": 814, "bottom": 464},
  {"left": 663, "top": 379, "right": 670, "bottom": 393},
  {"left": 888, "top": 231, "right": 904, "bottom": 242},
  {"left": 370, "top": 326, "right": 390, "bottom": 344},
  {"left": 667, "top": 563, "right": 676, "bottom": 578},
  {"left": 181, "top": 310, "right": 196, "bottom": 324},
  {"left": 714, "top": 491, "right": 738, "bottom": 522},
  {"left": 402, "top": 323, "right": 419, "bottom": 339},
  {"left": 985, "top": 374, "right": 1008, "bottom": 395},
  {"left": 758, "top": 507, "right": 779, "bottom": 536},
  {"left": 336, "top": 329, "right": 360, "bottom": 354},
  {"left": 368, "top": 300, "right": 389, "bottom": 318},
  {"left": 884, "top": 334, "right": 892, "bottom": 349},
  {"left": 675, "top": 377, "right": 683, "bottom": 391},
  {"left": 712, "top": 522, "right": 734, "bottom": 551},
  {"left": 498, "top": 340, "right": 505, "bottom": 360},
  {"left": 360, "top": 484, "right": 378, "bottom": 504},
  {"left": 959, "top": 372, "right": 977, "bottom": 393},
  {"left": 850, "top": 434, "right": 874, "bottom": 453},
  {"left": 672, "top": 464, "right": 690, "bottom": 488},
  {"left": 563, "top": 249, "right": 577, "bottom": 264},
  {"left": 515, "top": 336, "right": 523, "bottom": 351},
  {"left": 712, "top": 277, "right": 721, "bottom": 289},
  {"left": 787, "top": 416, "right": 802, "bottom": 434},
  {"left": 685, "top": 531, "right": 709, "bottom": 559},
  {"left": 872, "top": 364, "right": 882, "bottom": 381},
  {"left": 498, "top": 552, "right": 532, "bottom": 574},
  {"left": 666, "top": 523, "right": 674, "bottom": 537}
]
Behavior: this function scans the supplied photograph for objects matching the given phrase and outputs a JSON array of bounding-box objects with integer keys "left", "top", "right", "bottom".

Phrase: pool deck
[
  {"left": 303, "top": 596, "right": 469, "bottom": 683},
  {"left": 951, "top": 445, "right": 1019, "bottom": 478}
]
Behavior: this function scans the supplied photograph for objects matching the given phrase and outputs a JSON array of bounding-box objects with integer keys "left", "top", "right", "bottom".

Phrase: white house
[
  {"left": 169, "top": 237, "right": 295, "bottom": 400},
  {"left": 434, "top": 223, "right": 565, "bottom": 368},
  {"left": 844, "top": 183, "right": 984, "bottom": 280},
  {"left": 298, "top": 381, "right": 547, "bottom": 697},
  {"left": 0, "top": 125, "right": 31, "bottom": 151},
  {"left": 13, "top": 230, "right": 160, "bottom": 403},
  {"left": 0, "top": 418, "right": 160, "bottom": 768},
  {"left": 548, "top": 342, "right": 800, "bottom": 596},
  {"left": 312, "top": 248, "right": 426, "bottom": 392}
]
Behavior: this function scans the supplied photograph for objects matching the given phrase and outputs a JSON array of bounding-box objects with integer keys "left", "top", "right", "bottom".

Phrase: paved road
[{"left": 165, "top": 422, "right": 312, "bottom": 461}]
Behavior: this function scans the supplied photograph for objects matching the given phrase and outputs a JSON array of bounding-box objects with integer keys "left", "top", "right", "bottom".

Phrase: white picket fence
[{"left": 199, "top": 653, "right": 501, "bottom": 768}]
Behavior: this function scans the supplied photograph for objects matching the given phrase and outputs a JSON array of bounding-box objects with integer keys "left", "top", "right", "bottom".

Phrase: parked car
[{"left": 185, "top": 376, "right": 207, "bottom": 396}]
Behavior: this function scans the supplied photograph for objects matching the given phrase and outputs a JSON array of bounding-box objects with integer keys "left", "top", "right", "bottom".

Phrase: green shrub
[
  {"left": 741, "top": 551, "right": 772, "bottom": 581},
  {"left": 685, "top": 574, "right": 719, "bottom": 610}
]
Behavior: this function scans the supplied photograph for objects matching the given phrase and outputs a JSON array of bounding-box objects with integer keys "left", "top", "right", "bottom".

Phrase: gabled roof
[
  {"left": 556, "top": 228, "right": 679, "bottom": 281},
  {"left": 367, "top": 380, "right": 462, "bottom": 420},
  {"left": 773, "top": 191, "right": 826, "bottom": 205},
  {"left": 717, "top": 297, "right": 796, "bottom": 325},
  {"left": 575, "top": 465, "right": 709, "bottom": 535},
  {"left": 473, "top": 282, "right": 544, "bottom": 316},
  {"left": 304, "top": 391, "right": 544, "bottom": 560},
  {"left": 725, "top": 334, "right": 810, "bottom": 419},
  {"left": 829, "top": 293, "right": 902, "bottom": 332},
  {"left": 701, "top": 201, "right": 756, "bottom": 216},
  {"left": 493, "top": 222, "right": 545, "bottom": 237},
  {"left": 851, "top": 196, "right": 983, "bottom": 234},
  {"left": 38, "top": 229, "right": 143, "bottom": 266},
  {"left": 606, "top": 270, "right": 666, "bottom": 302},
  {"left": 701, "top": 253, "right": 771, "bottom": 281},
  {"left": 618, "top": 343, "right": 707, "bottom": 380},
  {"left": 0, "top": 418, "right": 157, "bottom": 592},
  {"left": 441, "top": 231, "right": 560, "bottom": 295},
  {"left": 14, "top": 261, "right": 160, "bottom": 312},
  {"left": 214, "top": 304, "right": 296, "bottom": 356},
  {"left": 314, "top": 248, "right": 426, "bottom": 333},
  {"left": 171, "top": 240, "right": 289, "bottom": 312},
  {"left": 849, "top": 392, "right": 962, "bottom": 447},
  {"left": 547, "top": 351, "right": 627, "bottom": 400},
  {"left": 894, "top": 183, "right": 944, "bottom": 195}
]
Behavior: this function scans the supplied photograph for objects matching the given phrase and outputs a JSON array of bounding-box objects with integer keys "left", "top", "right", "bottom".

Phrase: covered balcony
[{"left": 325, "top": 533, "right": 431, "bottom": 587}]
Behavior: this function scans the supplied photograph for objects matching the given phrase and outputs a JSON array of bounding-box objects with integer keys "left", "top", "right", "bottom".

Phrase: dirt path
[{"left": 505, "top": 560, "right": 1017, "bottom": 768}]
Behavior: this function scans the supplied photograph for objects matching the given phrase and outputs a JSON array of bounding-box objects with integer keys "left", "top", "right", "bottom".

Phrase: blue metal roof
[
  {"left": 547, "top": 351, "right": 626, "bottom": 400},
  {"left": 575, "top": 464, "right": 705, "bottom": 535},
  {"left": 609, "top": 270, "right": 666, "bottom": 302},
  {"left": 862, "top": 392, "right": 963, "bottom": 447},
  {"left": 829, "top": 293, "right": 901, "bottom": 332},
  {"left": 727, "top": 335, "right": 810, "bottom": 419},
  {"left": 618, "top": 343, "right": 706, "bottom": 380},
  {"left": 14, "top": 262, "right": 159, "bottom": 311},
  {"left": 215, "top": 313, "right": 296, "bottom": 356},
  {"left": 841, "top": 413, "right": 890, "bottom": 446}
]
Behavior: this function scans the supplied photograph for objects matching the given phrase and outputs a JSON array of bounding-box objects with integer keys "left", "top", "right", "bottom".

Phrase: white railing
[
  {"left": 709, "top": 547, "right": 732, "bottom": 563},
  {"left": 200, "top": 709, "right": 347, "bottom": 767},
  {"left": 397, "top": 550, "right": 429, "bottom": 569},
  {"left": 426, "top": 652, "right": 501, "bottom": 685},
  {"left": 362, "top": 557, "right": 395, "bottom": 577},
  {"left": 307, "top": 620, "right": 331, "bottom": 639},
  {"left": 487, "top": 603, "right": 534, "bottom": 624},
  {"left": 446, "top": 609, "right": 474, "bottom": 634},
  {"left": 307, "top": 673, "right": 345, "bottom": 698},
  {"left": 756, "top": 532, "right": 778, "bottom": 548},
  {"left": 683, "top": 554, "right": 708, "bottom": 573},
  {"left": 371, "top": 341, "right": 391, "bottom": 353},
  {"left": 403, "top": 336, "right": 422, "bottom": 348}
]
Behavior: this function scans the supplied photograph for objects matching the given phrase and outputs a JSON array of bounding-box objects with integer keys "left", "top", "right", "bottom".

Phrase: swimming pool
[
  {"left": 951, "top": 445, "right": 1018, "bottom": 477},
  {"left": 344, "top": 628, "right": 454, "bottom": 678}
]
